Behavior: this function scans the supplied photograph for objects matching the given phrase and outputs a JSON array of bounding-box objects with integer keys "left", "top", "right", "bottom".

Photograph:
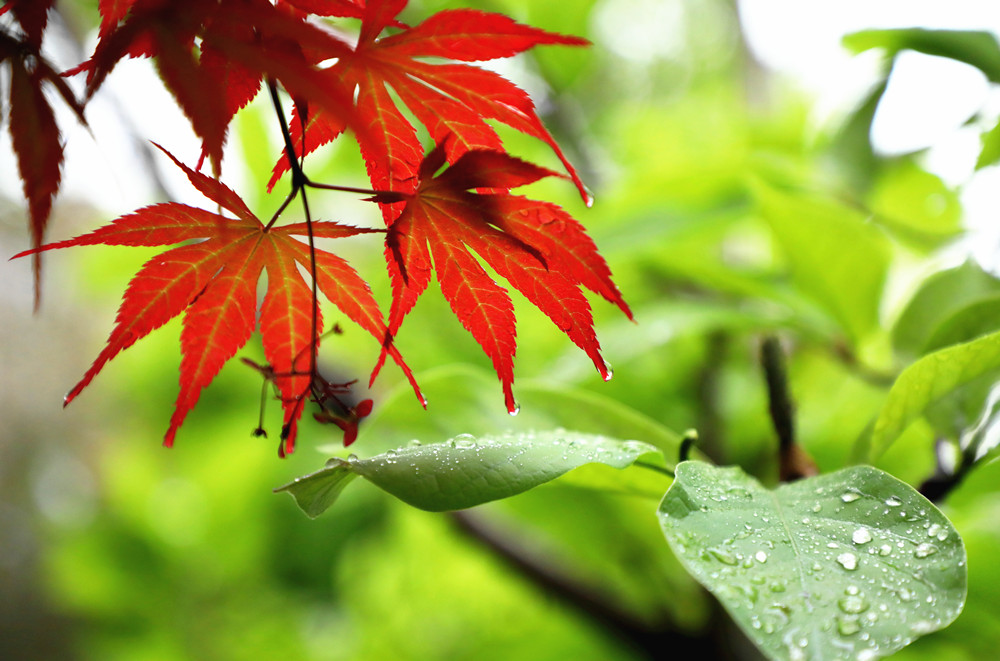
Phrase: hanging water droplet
[
  {"left": 914, "top": 543, "right": 938, "bottom": 559},
  {"left": 852, "top": 528, "right": 872, "bottom": 545},
  {"left": 602, "top": 360, "right": 614, "bottom": 381},
  {"left": 508, "top": 402, "right": 521, "bottom": 416},
  {"left": 584, "top": 190, "right": 595, "bottom": 208},
  {"left": 841, "top": 491, "right": 861, "bottom": 503},
  {"left": 836, "top": 552, "right": 858, "bottom": 571},
  {"left": 885, "top": 496, "right": 902, "bottom": 507}
]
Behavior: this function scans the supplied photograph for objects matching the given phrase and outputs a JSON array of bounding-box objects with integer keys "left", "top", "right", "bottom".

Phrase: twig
[{"left": 760, "top": 336, "right": 817, "bottom": 482}]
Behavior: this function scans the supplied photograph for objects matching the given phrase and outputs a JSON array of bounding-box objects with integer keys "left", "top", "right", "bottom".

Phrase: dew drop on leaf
[
  {"left": 841, "top": 491, "right": 861, "bottom": 503},
  {"left": 836, "top": 552, "right": 858, "bottom": 571},
  {"left": 914, "top": 543, "right": 938, "bottom": 558},
  {"left": 852, "top": 528, "right": 872, "bottom": 545},
  {"left": 885, "top": 496, "right": 902, "bottom": 507}
]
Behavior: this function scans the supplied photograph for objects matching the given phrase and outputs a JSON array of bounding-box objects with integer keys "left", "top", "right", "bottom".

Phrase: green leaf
[
  {"left": 868, "top": 161, "right": 962, "bottom": 249},
  {"left": 872, "top": 330, "right": 1000, "bottom": 458},
  {"left": 659, "top": 462, "right": 967, "bottom": 661},
  {"left": 843, "top": 29, "right": 1000, "bottom": 82},
  {"left": 280, "top": 431, "right": 665, "bottom": 516},
  {"left": 892, "top": 261, "right": 1000, "bottom": 358},
  {"left": 753, "top": 180, "right": 890, "bottom": 345},
  {"left": 350, "top": 432, "right": 663, "bottom": 511},
  {"left": 275, "top": 461, "right": 358, "bottom": 519},
  {"left": 976, "top": 118, "right": 1000, "bottom": 170}
]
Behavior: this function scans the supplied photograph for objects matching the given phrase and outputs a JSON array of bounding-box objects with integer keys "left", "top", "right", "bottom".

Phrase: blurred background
[{"left": 4, "top": 0, "right": 1000, "bottom": 659}]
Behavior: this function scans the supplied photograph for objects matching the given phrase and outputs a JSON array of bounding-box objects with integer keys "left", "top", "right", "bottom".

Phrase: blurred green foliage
[{"left": 5, "top": 0, "right": 1000, "bottom": 659}]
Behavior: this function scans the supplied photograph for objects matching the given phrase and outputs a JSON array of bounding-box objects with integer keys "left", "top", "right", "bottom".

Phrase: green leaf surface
[
  {"left": 892, "top": 261, "right": 1000, "bottom": 358},
  {"left": 274, "top": 461, "right": 357, "bottom": 519},
  {"left": 844, "top": 29, "right": 1000, "bottom": 82},
  {"left": 659, "top": 462, "right": 966, "bottom": 661},
  {"left": 868, "top": 161, "right": 961, "bottom": 248},
  {"left": 754, "top": 181, "right": 890, "bottom": 345},
  {"left": 281, "top": 431, "right": 664, "bottom": 516},
  {"left": 871, "top": 330, "right": 1000, "bottom": 458},
  {"left": 349, "top": 432, "right": 663, "bottom": 511}
]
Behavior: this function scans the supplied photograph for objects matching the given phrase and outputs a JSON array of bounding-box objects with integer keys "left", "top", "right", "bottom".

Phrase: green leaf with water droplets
[
  {"left": 659, "top": 462, "right": 966, "bottom": 661},
  {"left": 280, "top": 432, "right": 664, "bottom": 515}
]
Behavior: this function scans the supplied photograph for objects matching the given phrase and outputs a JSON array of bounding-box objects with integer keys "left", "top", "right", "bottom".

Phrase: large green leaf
[
  {"left": 279, "top": 432, "right": 665, "bottom": 516},
  {"left": 659, "top": 462, "right": 966, "bottom": 661},
  {"left": 843, "top": 29, "right": 1000, "bottom": 82},
  {"left": 753, "top": 181, "right": 890, "bottom": 345},
  {"left": 871, "top": 330, "right": 1000, "bottom": 458}
]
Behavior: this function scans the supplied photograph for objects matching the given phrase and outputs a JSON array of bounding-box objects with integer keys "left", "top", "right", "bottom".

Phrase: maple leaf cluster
[{"left": 7, "top": 0, "right": 631, "bottom": 455}]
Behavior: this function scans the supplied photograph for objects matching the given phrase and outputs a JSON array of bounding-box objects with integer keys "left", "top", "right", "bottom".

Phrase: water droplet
[
  {"left": 841, "top": 491, "right": 861, "bottom": 503},
  {"left": 885, "top": 496, "right": 902, "bottom": 507},
  {"left": 708, "top": 547, "right": 739, "bottom": 565},
  {"left": 346, "top": 453, "right": 359, "bottom": 463},
  {"left": 877, "top": 544, "right": 892, "bottom": 556},
  {"left": 838, "top": 594, "right": 869, "bottom": 614},
  {"left": 385, "top": 449, "right": 398, "bottom": 458},
  {"left": 407, "top": 439, "right": 422, "bottom": 448},
  {"left": 837, "top": 615, "right": 861, "bottom": 636},
  {"left": 755, "top": 551, "right": 768, "bottom": 563},
  {"left": 836, "top": 552, "right": 858, "bottom": 571},
  {"left": 914, "top": 543, "right": 938, "bottom": 558},
  {"left": 811, "top": 503, "right": 822, "bottom": 513},
  {"left": 453, "top": 433, "right": 477, "bottom": 449},
  {"left": 584, "top": 190, "right": 595, "bottom": 208},
  {"left": 852, "top": 528, "right": 872, "bottom": 545},
  {"left": 508, "top": 402, "right": 521, "bottom": 416}
]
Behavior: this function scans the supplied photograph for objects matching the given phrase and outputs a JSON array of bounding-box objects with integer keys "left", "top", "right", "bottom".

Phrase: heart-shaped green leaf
[{"left": 659, "top": 462, "right": 966, "bottom": 661}]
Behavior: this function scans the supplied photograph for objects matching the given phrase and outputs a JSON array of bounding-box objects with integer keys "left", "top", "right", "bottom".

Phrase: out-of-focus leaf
[
  {"left": 659, "top": 462, "right": 966, "bottom": 661},
  {"left": 280, "top": 432, "right": 664, "bottom": 515},
  {"left": 976, "top": 119, "right": 1000, "bottom": 170},
  {"left": 828, "top": 79, "right": 887, "bottom": 193},
  {"left": 753, "top": 181, "right": 890, "bottom": 345},
  {"left": 868, "top": 161, "right": 962, "bottom": 248},
  {"left": 924, "top": 294, "right": 1000, "bottom": 352},
  {"left": 844, "top": 29, "right": 1000, "bottom": 82},
  {"left": 892, "top": 261, "right": 1000, "bottom": 358},
  {"left": 871, "top": 330, "right": 1000, "bottom": 458}
]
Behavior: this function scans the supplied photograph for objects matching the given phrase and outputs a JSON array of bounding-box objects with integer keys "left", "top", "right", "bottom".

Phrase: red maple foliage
[{"left": 6, "top": 0, "right": 628, "bottom": 454}]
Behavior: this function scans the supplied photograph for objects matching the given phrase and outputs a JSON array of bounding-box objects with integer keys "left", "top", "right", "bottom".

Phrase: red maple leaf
[
  {"left": 71, "top": 0, "right": 361, "bottom": 170},
  {"left": 13, "top": 146, "right": 418, "bottom": 455},
  {"left": 1, "top": 19, "right": 87, "bottom": 305},
  {"left": 374, "top": 142, "right": 631, "bottom": 413},
  {"left": 267, "top": 0, "right": 589, "bottom": 203}
]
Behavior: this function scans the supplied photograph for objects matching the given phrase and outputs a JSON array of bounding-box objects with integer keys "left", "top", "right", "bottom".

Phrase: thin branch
[{"left": 760, "top": 336, "right": 817, "bottom": 482}]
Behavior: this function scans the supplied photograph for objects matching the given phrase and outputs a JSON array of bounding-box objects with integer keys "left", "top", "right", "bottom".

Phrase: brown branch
[{"left": 760, "top": 336, "right": 817, "bottom": 482}]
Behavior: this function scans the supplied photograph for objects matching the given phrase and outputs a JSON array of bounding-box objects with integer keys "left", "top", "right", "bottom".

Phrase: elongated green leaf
[
  {"left": 844, "top": 29, "right": 1000, "bottom": 82},
  {"left": 872, "top": 330, "right": 1000, "bottom": 458},
  {"left": 659, "top": 462, "right": 966, "bottom": 661},
  {"left": 280, "top": 431, "right": 664, "bottom": 515}
]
